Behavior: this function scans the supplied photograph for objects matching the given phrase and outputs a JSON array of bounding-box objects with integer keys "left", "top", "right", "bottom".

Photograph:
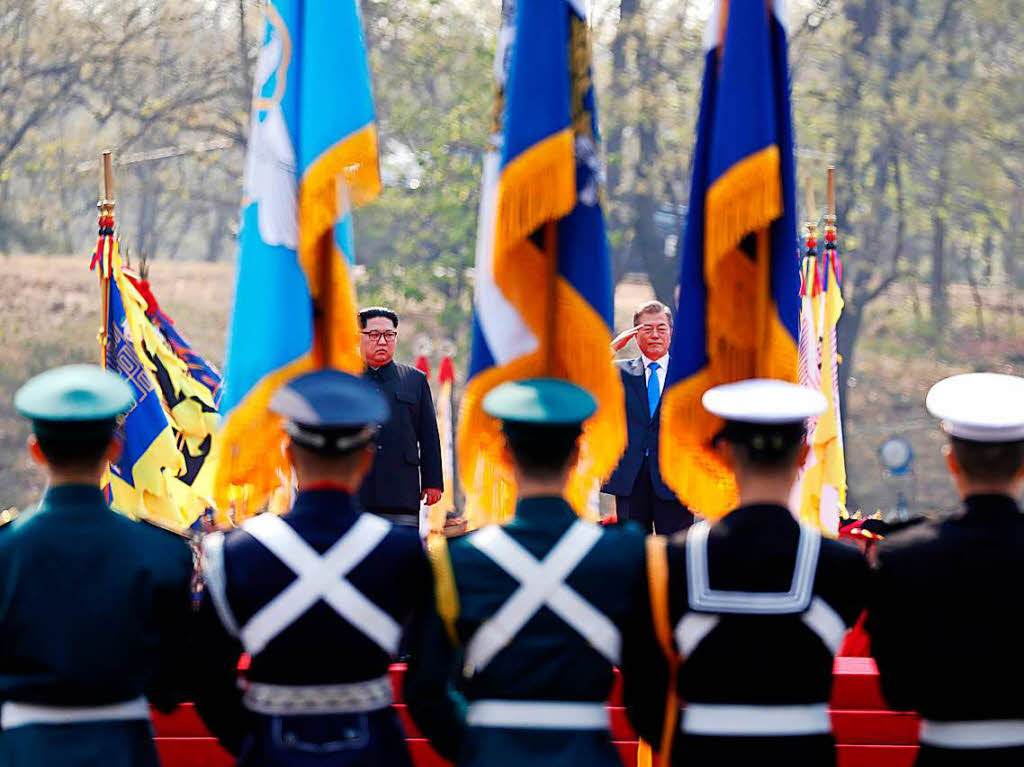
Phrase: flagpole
[
  {"left": 97, "top": 151, "right": 115, "bottom": 369},
  {"left": 315, "top": 233, "right": 335, "bottom": 368},
  {"left": 804, "top": 175, "right": 818, "bottom": 291},
  {"left": 544, "top": 220, "right": 558, "bottom": 375}
]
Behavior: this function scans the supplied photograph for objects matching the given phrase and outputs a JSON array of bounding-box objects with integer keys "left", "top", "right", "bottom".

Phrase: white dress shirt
[{"left": 641, "top": 353, "right": 669, "bottom": 404}]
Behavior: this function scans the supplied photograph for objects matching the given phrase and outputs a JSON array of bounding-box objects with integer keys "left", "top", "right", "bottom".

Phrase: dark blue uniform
[
  {"left": 0, "top": 485, "right": 193, "bottom": 767},
  {"left": 194, "top": 488, "right": 432, "bottom": 766},
  {"left": 404, "top": 497, "right": 651, "bottom": 767}
]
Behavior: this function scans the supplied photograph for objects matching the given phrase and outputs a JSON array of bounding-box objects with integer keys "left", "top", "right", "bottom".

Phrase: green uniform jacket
[
  {"left": 0, "top": 485, "right": 194, "bottom": 767},
  {"left": 404, "top": 496, "right": 658, "bottom": 767}
]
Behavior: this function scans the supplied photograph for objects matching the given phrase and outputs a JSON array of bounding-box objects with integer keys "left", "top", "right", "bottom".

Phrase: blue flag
[
  {"left": 215, "top": 0, "right": 381, "bottom": 516},
  {"left": 660, "top": 2, "right": 800, "bottom": 520},
  {"left": 458, "top": 0, "right": 625, "bottom": 523}
]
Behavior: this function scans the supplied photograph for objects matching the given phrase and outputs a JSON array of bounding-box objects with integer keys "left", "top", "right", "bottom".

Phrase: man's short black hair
[
  {"left": 503, "top": 423, "right": 581, "bottom": 480},
  {"left": 34, "top": 420, "right": 116, "bottom": 471},
  {"left": 716, "top": 421, "right": 806, "bottom": 471},
  {"left": 358, "top": 306, "right": 399, "bottom": 329},
  {"left": 951, "top": 437, "right": 1024, "bottom": 483},
  {"left": 633, "top": 300, "right": 673, "bottom": 327}
]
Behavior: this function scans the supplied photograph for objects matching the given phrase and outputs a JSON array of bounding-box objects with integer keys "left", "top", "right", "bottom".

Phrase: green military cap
[
  {"left": 15, "top": 364, "right": 134, "bottom": 436},
  {"left": 483, "top": 378, "right": 597, "bottom": 425}
]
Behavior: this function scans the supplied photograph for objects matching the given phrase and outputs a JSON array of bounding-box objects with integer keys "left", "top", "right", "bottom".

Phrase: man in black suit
[
  {"left": 602, "top": 300, "right": 693, "bottom": 534},
  {"left": 358, "top": 307, "right": 443, "bottom": 529}
]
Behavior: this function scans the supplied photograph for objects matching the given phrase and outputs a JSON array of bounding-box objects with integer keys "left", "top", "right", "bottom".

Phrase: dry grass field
[{"left": 3, "top": 253, "right": 1022, "bottom": 518}]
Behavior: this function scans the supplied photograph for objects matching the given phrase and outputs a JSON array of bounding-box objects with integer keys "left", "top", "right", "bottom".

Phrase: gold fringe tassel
[
  {"left": 458, "top": 198, "right": 627, "bottom": 526},
  {"left": 426, "top": 533, "right": 461, "bottom": 645},
  {"left": 298, "top": 123, "right": 382, "bottom": 291},
  {"left": 704, "top": 146, "right": 782, "bottom": 273},
  {"left": 659, "top": 145, "right": 797, "bottom": 520},
  {"left": 212, "top": 125, "right": 379, "bottom": 519},
  {"left": 494, "top": 129, "right": 576, "bottom": 250}
]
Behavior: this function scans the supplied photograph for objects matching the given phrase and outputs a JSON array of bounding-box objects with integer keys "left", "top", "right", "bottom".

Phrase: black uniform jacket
[
  {"left": 360, "top": 361, "right": 444, "bottom": 513},
  {"left": 868, "top": 494, "right": 1024, "bottom": 722},
  {"left": 601, "top": 358, "right": 674, "bottom": 500},
  {"left": 404, "top": 498, "right": 655, "bottom": 767},
  {"left": 625, "top": 504, "right": 869, "bottom": 766},
  {"left": 193, "top": 489, "right": 432, "bottom": 754}
]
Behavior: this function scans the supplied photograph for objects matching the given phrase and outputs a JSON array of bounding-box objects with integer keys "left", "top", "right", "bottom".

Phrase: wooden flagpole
[{"left": 98, "top": 151, "right": 115, "bottom": 368}]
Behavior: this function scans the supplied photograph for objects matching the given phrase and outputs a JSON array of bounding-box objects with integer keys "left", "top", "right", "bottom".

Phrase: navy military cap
[
  {"left": 15, "top": 364, "right": 134, "bottom": 438},
  {"left": 483, "top": 378, "right": 597, "bottom": 426},
  {"left": 270, "top": 369, "right": 390, "bottom": 454}
]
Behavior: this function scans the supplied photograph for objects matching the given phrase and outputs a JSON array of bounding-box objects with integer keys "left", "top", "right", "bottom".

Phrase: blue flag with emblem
[
  {"left": 457, "top": 0, "right": 626, "bottom": 524},
  {"left": 659, "top": 1, "right": 800, "bottom": 520},
  {"left": 214, "top": 0, "right": 381, "bottom": 518}
]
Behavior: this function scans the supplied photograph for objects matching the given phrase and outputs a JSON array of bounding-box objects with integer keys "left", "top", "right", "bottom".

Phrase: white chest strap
[
  {"left": 464, "top": 521, "right": 620, "bottom": 674},
  {"left": 676, "top": 521, "right": 846, "bottom": 657},
  {"left": 674, "top": 596, "right": 847, "bottom": 658},
  {"left": 203, "top": 514, "right": 401, "bottom": 657},
  {"left": 686, "top": 520, "right": 821, "bottom": 613}
]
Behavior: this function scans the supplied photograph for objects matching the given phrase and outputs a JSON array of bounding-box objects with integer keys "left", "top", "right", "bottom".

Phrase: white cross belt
[
  {"left": 203, "top": 513, "right": 401, "bottom": 657},
  {"left": 464, "top": 521, "right": 620, "bottom": 674}
]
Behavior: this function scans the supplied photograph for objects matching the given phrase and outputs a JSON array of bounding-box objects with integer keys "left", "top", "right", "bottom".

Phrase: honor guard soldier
[
  {"left": 404, "top": 379, "right": 654, "bottom": 767},
  {"left": 0, "top": 365, "right": 194, "bottom": 767},
  {"left": 629, "top": 379, "right": 869, "bottom": 766},
  {"left": 193, "top": 370, "right": 432, "bottom": 766},
  {"left": 867, "top": 373, "right": 1024, "bottom": 766}
]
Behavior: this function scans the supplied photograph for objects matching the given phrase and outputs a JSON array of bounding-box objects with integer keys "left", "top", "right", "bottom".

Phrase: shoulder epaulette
[{"left": 426, "top": 532, "right": 461, "bottom": 646}]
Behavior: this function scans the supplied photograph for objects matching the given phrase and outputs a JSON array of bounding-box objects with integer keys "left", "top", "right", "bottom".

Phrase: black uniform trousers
[{"left": 615, "top": 457, "right": 692, "bottom": 535}]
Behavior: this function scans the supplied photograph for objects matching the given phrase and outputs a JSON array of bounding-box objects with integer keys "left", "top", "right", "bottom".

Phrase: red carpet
[{"left": 152, "top": 657, "right": 918, "bottom": 766}]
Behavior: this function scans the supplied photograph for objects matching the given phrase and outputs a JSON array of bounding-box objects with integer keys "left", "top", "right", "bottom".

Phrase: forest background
[{"left": 2, "top": 0, "right": 1022, "bottom": 515}]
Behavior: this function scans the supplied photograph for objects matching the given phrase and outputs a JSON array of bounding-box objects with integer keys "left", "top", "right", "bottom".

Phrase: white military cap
[
  {"left": 702, "top": 378, "right": 827, "bottom": 423},
  {"left": 926, "top": 372, "right": 1024, "bottom": 443}
]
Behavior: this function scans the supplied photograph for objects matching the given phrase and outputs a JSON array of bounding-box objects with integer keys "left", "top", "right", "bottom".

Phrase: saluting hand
[{"left": 610, "top": 325, "right": 642, "bottom": 353}]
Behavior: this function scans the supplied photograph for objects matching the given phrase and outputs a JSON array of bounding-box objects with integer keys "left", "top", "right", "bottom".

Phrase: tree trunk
[
  {"left": 606, "top": 0, "right": 637, "bottom": 283},
  {"left": 930, "top": 210, "right": 948, "bottom": 334},
  {"left": 238, "top": 0, "right": 252, "bottom": 106}
]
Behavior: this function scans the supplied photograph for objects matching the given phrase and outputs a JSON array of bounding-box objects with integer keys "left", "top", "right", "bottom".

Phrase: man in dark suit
[
  {"left": 358, "top": 306, "right": 443, "bottom": 529},
  {"left": 603, "top": 300, "right": 693, "bottom": 534}
]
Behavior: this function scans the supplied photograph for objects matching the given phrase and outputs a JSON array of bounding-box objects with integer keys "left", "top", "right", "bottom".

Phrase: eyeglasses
[{"left": 361, "top": 330, "right": 398, "bottom": 342}]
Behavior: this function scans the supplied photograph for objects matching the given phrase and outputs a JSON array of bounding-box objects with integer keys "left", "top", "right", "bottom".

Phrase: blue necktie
[{"left": 647, "top": 361, "right": 661, "bottom": 417}]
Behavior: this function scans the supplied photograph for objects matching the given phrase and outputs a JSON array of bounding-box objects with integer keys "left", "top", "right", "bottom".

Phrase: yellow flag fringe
[
  {"left": 458, "top": 215, "right": 627, "bottom": 526},
  {"left": 212, "top": 123, "right": 375, "bottom": 518},
  {"left": 659, "top": 146, "right": 797, "bottom": 520},
  {"left": 494, "top": 128, "right": 577, "bottom": 249}
]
